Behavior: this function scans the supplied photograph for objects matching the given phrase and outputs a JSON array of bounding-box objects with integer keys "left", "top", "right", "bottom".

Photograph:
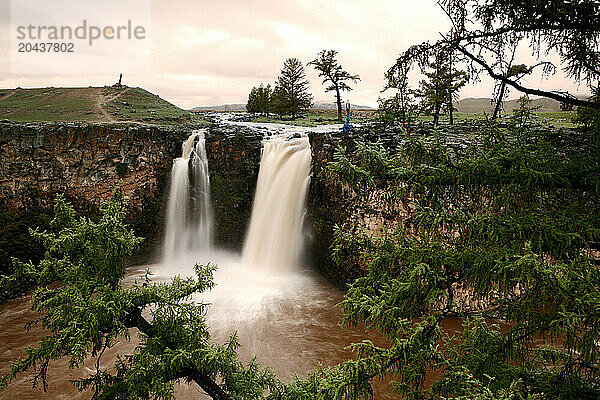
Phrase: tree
[
  {"left": 326, "top": 120, "right": 600, "bottom": 398},
  {"left": 309, "top": 50, "right": 361, "bottom": 122},
  {"left": 246, "top": 84, "right": 272, "bottom": 116},
  {"left": 0, "top": 189, "right": 277, "bottom": 399},
  {"left": 413, "top": 47, "right": 467, "bottom": 126},
  {"left": 246, "top": 86, "right": 259, "bottom": 114},
  {"left": 257, "top": 84, "right": 272, "bottom": 116},
  {"left": 273, "top": 58, "right": 312, "bottom": 119},
  {"left": 269, "top": 85, "right": 287, "bottom": 117},
  {"left": 395, "top": 0, "right": 600, "bottom": 109},
  {"left": 382, "top": 57, "right": 417, "bottom": 124},
  {"left": 377, "top": 94, "right": 417, "bottom": 127}
]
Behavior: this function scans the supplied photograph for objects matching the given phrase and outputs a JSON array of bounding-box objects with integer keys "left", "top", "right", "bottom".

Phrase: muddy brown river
[{"left": 0, "top": 250, "right": 396, "bottom": 399}]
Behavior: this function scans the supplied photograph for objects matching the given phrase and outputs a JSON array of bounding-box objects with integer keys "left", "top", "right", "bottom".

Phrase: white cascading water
[
  {"left": 241, "top": 134, "right": 312, "bottom": 273},
  {"left": 143, "top": 126, "right": 393, "bottom": 397},
  {"left": 163, "top": 129, "right": 212, "bottom": 261}
]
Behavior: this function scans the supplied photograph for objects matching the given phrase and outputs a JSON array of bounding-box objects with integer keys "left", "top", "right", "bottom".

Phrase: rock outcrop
[
  {"left": 0, "top": 121, "right": 189, "bottom": 211},
  {"left": 0, "top": 121, "right": 191, "bottom": 267},
  {"left": 205, "top": 124, "right": 262, "bottom": 249},
  {"left": 0, "top": 118, "right": 470, "bottom": 286}
]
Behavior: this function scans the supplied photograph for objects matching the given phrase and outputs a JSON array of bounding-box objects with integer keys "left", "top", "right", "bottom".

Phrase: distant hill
[
  {"left": 454, "top": 97, "right": 563, "bottom": 113},
  {"left": 312, "top": 102, "right": 374, "bottom": 110},
  {"left": 192, "top": 102, "right": 374, "bottom": 112},
  {"left": 0, "top": 86, "right": 203, "bottom": 125},
  {"left": 192, "top": 104, "right": 246, "bottom": 112}
]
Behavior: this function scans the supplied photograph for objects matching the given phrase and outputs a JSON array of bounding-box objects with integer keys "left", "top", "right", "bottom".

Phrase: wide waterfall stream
[{"left": 0, "top": 124, "right": 453, "bottom": 399}]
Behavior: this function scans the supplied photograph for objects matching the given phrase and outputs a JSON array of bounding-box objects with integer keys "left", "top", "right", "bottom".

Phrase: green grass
[
  {"left": 0, "top": 86, "right": 207, "bottom": 126},
  {"left": 0, "top": 87, "right": 100, "bottom": 122},
  {"left": 103, "top": 88, "right": 204, "bottom": 125},
  {"left": 248, "top": 109, "right": 376, "bottom": 127},
  {"left": 416, "top": 112, "right": 489, "bottom": 123},
  {"left": 404, "top": 111, "right": 579, "bottom": 129},
  {"left": 246, "top": 109, "right": 580, "bottom": 128},
  {"left": 533, "top": 111, "right": 579, "bottom": 128}
]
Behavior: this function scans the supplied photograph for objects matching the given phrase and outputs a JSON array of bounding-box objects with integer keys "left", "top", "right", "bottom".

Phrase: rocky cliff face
[
  {"left": 205, "top": 124, "right": 262, "bottom": 249},
  {"left": 0, "top": 119, "right": 405, "bottom": 285},
  {"left": 0, "top": 121, "right": 191, "bottom": 268},
  {"left": 0, "top": 121, "right": 189, "bottom": 211},
  {"left": 307, "top": 127, "right": 406, "bottom": 284}
]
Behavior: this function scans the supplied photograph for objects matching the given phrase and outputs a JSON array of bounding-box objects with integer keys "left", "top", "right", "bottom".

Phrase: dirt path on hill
[
  {"left": 96, "top": 88, "right": 131, "bottom": 122},
  {"left": 0, "top": 92, "right": 21, "bottom": 115},
  {"left": 0, "top": 92, "right": 15, "bottom": 101}
]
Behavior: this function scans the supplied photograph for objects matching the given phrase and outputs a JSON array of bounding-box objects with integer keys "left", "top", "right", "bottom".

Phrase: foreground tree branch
[
  {"left": 125, "top": 307, "right": 232, "bottom": 400},
  {"left": 0, "top": 191, "right": 275, "bottom": 400},
  {"left": 391, "top": 0, "right": 600, "bottom": 111},
  {"left": 455, "top": 43, "right": 597, "bottom": 108}
]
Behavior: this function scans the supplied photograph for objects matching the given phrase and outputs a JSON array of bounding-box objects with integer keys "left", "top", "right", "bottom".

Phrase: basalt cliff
[{"left": 0, "top": 119, "right": 409, "bottom": 285}]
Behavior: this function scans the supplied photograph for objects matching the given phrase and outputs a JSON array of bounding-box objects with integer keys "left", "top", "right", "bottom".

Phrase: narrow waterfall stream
[{"left": 163, "top": 129, "right": 213, "bottom": 261}]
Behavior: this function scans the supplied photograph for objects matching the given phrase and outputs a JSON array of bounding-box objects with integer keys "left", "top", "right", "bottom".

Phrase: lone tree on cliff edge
[{"left": 309, "top": 50, "right": 360, "bottom": 122}]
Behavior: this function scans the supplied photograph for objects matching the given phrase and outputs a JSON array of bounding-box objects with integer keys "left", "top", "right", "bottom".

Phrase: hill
[
  {"left": 192, "top": 102, "right": 374, "bottom": 112},
  {"left": 454, "top": 97, "right": 563, "bottom": 113},
  {"left": 0, "top": 86, "right": 204, "bottom": 125},
  {"left": 312, "top": 102, "right": 374, "bottom": 110},
  {"left": 192, "top": 103, "right": 246, "bottom": 112}
]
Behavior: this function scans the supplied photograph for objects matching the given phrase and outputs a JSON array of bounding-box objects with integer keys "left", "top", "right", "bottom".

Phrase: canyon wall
[
  {"left": 0, "top": 121, "right": 188, "bottom": 211},
  {"left": 0, "top": 119, "right": 405, "bottom": 284},
  {"left": 0, "top": 121, "right": 190, "bottom": 270}
]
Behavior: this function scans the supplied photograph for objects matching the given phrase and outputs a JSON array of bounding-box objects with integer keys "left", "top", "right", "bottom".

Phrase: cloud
[{"left": 0, "top": 0, "right": 591, "bottom": 108}]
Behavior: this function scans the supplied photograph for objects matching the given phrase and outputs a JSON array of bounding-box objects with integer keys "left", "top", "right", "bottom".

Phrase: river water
[{"left": 0, "top": 248, "right": 404, "bottom": 399}]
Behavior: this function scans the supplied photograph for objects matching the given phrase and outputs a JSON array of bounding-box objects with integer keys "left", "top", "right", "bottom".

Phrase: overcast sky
[{"left": 0, "top": 0, "right": 592, "bottom": 109}]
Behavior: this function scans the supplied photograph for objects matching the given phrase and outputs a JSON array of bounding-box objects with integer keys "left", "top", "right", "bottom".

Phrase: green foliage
[
  {"left": 507, "top": 96, "right": 539, "bottom": 138},
  {"left": 309, "top": 50, "right": 360, "bottom": 122},
  {"left": 323, "top": 121, "right": 600, "bottom": 398},
  {"left": 0, "top": 189, "right": 277, "bottom": 399},
  {"left": 0, "top": 208, "right": 50, "bottom": 282},
  {"left": 382, "top": 56, "right": 418, "bottom": 125},
  {"left": 0, "top": 192, "right": 139, "bottom": 301},
  {"left": 575, "top": 87, "right": 600, "bottom": 139},
  {"left": 413, "top": 47, "right": 468, "bottom": 126},
  {"left": 246, "top": 84, "right": 272, "bottom": 116},
  {"left": 272, "top": 58, "right": 313, "bottom": 119},
  {"left": 377, "top": 94, "right": 417, "bottom": 127}
]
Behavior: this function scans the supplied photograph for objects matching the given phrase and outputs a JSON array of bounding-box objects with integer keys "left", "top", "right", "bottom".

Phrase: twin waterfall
[
  {"left": 163, "top": 130, "right": 312, "bottom": 274},
  {"left": 242, "top": 135, "right": 312, "bottom": 273},
  {"left": 163, "top": 129, "right": 213, "bottom": 260}
]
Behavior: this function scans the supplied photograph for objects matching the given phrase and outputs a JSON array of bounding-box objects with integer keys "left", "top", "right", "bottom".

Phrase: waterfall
[
  {"left": 163, "top": 129, "right": 213, "bottom": 261},
  {"left": 242, "top": 134, "right": 312, "bottom": 274}
]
